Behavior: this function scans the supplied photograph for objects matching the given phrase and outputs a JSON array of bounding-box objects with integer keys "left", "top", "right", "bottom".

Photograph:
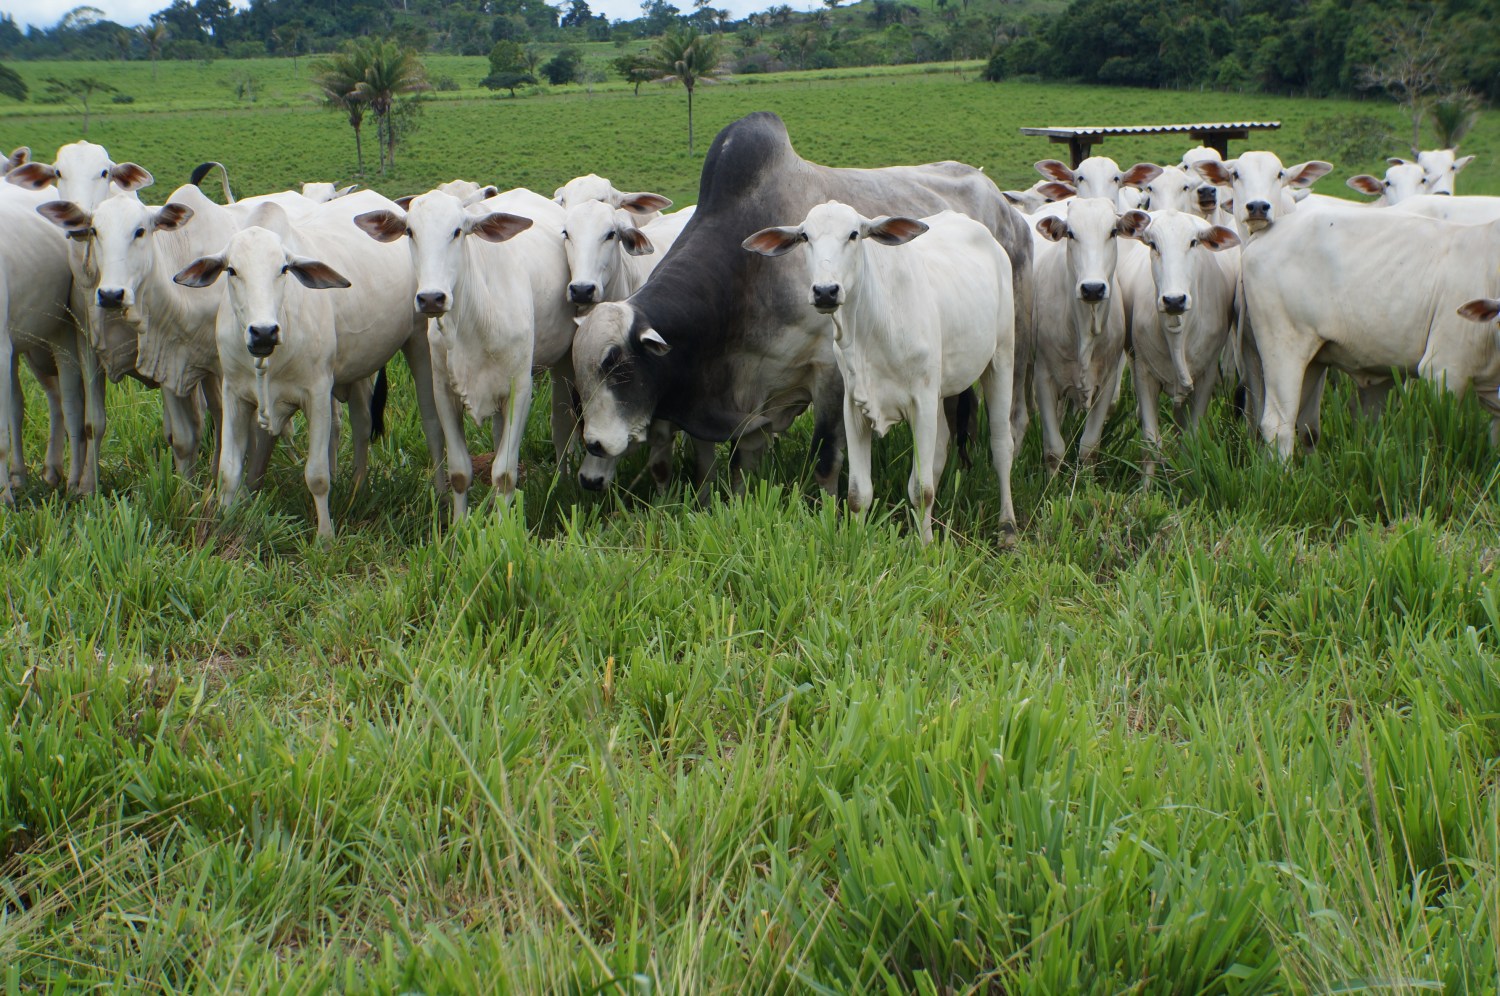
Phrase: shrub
[
  {"left": 541, "top": 47, "right": 583, "bottom": 85},
  {"left": 434, "top": 75, "right": 460, "bottom": 91},
  {"left": 110, "top": 93, "right": 135, "bottom": 104},
  {"left": 980, "top": 49, "right": 1005, "bottom": 82}
]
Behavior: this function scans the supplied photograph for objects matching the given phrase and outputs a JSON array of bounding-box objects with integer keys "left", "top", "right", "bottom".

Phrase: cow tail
[
  {"left": 953, "top": 387, "right": 976, "bottom": 469},
  {"left": 370, "top": 366, "right": 389, "bottom": 441},
  {"left": 189, "top": 161, "right": 235, "bottom": 204}
]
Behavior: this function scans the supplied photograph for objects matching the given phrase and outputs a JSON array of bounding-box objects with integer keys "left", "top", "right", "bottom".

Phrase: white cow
[
  {"left": 1407, "top": 150, "right": 1476, "bottom": 196},
  {"left": 433, "top": 179, "right": 497, "bottom": 204},
  {"left": 1031, "top": 199, "right": 1148, "bottom": 474},
  {"left": 1391, "top": 194, "right": 1500, "bottom": 224},
  {"left": 353, "top": 188, "right": 574, "bottom": 518},
  {"left": 1035, "top": 157, "right": 1162, "bottom": 210},
  {"left": 1345, "top": 162, "right": 1430, "bottom": 205},
  {"left": 1002, "top": 179, "right": 1074, "bottom": 215},
  {"left": 1191, "top": 151, "right": 1333, "bottom": 237},
  {"left": 743, "top": 201, "right": 1016, "bottom": 543},
  {"left": 553, "top": 174, "right": 672, "bottom": 222},
  {"left": 1119, "top": 210, "right": 1240, "bottom": 475},
  {"left": 8, "top": 141, "right": 155, "bottom": 492},
  {"left": 1241, "top": 207, "right": 1500, "bottom": 458},
  {"left": 173, "top": 192, "right": 445, "bottom": 537}
]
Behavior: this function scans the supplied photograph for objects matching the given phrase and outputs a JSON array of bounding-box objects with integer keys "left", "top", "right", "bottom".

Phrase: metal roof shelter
[{"left": 1019, "top": 122, "right": 1282, "bottom": 167}]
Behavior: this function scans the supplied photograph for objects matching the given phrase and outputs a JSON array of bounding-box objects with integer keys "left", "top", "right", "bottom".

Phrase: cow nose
[
  {"left": 97, "top": 288, "right": 125, "bottom": 309},
  {"left": 579, "top": 472, "right": 604, "bottom": 491},
  {"left": 1197, "top": 187, "right": 1218, "bottom": 207},
  {"left": 1161, "top": 294, "right": 1188, "bottom": 313},
  {"left": 415, "top": 290, "right": 447, "bottom": 314},
  {"left": 812, "top": 284, "right": 841, "bottom": 310},
  {"left": 568, "top": 282, "right": 597, "bottom": 305},
  {"left": 585, "top": 440, "right": 607, "bottom": 458},
  {"left": 1079, "top": 281, "right": 1107, "bottom": 302},
  {"left": 1245, "top": 200, "right": 1271, "bottom": 218},
  {"left": 247, "top": 323, "right": 280, "bottom": 357}
]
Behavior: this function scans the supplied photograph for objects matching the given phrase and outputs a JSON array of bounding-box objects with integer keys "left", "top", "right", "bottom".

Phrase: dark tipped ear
[
  {"left": 636, "top": 327, "right": 670, "bottom": 355},
  {"left": 1035, "top": 159, "right": 1074, "bottom": 184},
  {"left": 393, "top": 195, "right": 416, "bottom": 211},
  {"left": 354, "top": 210, "right": 407, "bottom": 243},
  {"left": 110, "top": 162, "right": 153, "bottom": 191},
  {"left": 1120, "top": 162, "right": 1163, "bottom": 187},
  {"left": 1458, "top": 298, "right": 1500, "bottom": 323},
  {"left": 1387, "top": 156, "right": 1410, "bottom": 167},
  {"left": 7, "top": 162, "right": 57, "bottom": 190},
  {"left": 153, "top": 203, "right": 194, "bottom": 231},
  {"left": 468, "top": 211, "right": 532, "bottom": 244},
  {"left": 1002, "top": 190, "right": 1025, "bottom": 206},
  {"left": 618, "top": 225, "right": 654, "bottom": 256},
  {"left": 742, "top": 226, "right": 802, "bottom": 256},
  {"left": 1036, "top": 216, "right": 1069, "bottom": 242},
  {"left": 617, "top": 191, "right": 672, "bottom": 215},
  {"left": 36, "top": 200, "right": 92, "bottom": 235},
  {"left": 1346, "top": 174, "right": 1383, "bottom": 197},
  {"left": 1193, "top": 160, "right": 1233, "bottom": 186},
  {"left": 864, "top": 216, "right": 928, "bottom": 245},
  {"left": 1453, "top": 154, "right": 1476, "bottom": 173},
  {"left": 173, "top": 254, "right": 226, "bottom": 288},
  {"left": 287, "top": 257, "right": 352, "bottom": 290},
  {"left": 1116, "top": 209, "right": 1150, "bottom": 239},
  {"left": 1199, "top": 225, "right": 1240, "bottom": 251},
  {"left": 4, "top": 147, "right": 29, "bottom": 174},
  {"left": 1286, "top": 161, "right": 1333, "bottom": 188},
  {"left": 1036, "top": 181, "right": 1075, "bottom": 202}
]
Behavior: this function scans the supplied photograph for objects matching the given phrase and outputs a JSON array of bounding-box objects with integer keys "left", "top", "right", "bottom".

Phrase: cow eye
[
  {"left": 1278, "top": 170, "right": 1286, "bottom": 179},
  {"left": 1189, "top": 238, "right": 1198, "bottom": 248},
  {"left": 280, "top": 264, "right": 290, "bottom": 274},
  {"left": 604, "top": 230, "right": 615, "bottom": 241},
  {"left": 848, "top": 231, "right": 857, "bottom": 241},
  {"left": 1231, "top": 170, "right": 1240, "bottom": 181},
  {"left": 225, "top": 267, "right": 237, "bottom": 277},
  {"left": 100, "top": 169, "right": 108, "bottom": 178},
  {"left": 601, "top": 345, "right": 621, "bottom": 370},
  {"left": 452, "top": 228, "right": 461, "bottom": 240},
  {"left": 133, "top": 227, "right": 145, "bottom": 239}
]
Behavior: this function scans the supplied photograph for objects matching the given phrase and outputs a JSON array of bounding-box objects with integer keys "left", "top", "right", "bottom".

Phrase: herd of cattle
[{"left": 2, "top": 111, "right": 1498, "bottom": 539}]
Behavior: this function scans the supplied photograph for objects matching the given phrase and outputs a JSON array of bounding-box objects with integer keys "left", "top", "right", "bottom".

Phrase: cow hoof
[{"left": 998, "top": 521, "right": 1018, "bottom": 548}]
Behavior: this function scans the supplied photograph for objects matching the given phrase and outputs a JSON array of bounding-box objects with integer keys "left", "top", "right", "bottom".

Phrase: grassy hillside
[{"left": 1, "top": 61, "right": 1498, "bottom": 992}]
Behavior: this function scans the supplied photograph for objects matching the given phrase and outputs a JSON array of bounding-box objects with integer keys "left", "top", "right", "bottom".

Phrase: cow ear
[
  {"left": 1116, "top": 210, "right": 1150, "bottom": 239},
  {"left": 1286, "top": 161, "right": 1333, "bottom": 188},
  {"left": 1452, "top": 154, "right": 1476, "bottom": 174},
  {"left": 1036, "top": 216, "right": 1070, "bottom": 242},
  {"left": 467, "top": 211, "right": 532, "bottom": 244},
  {"left": 4, "top": 147, "right": 29, "bottom": 173},
  {"left": 1346, "top": 174, "right": 1383, "bottom": 197},
  {"left": 153, "top": 203, "right": 194, "bottom": 231},
  {"left": 354, "top": 210, "right": 407, "bottom": 243},
  {"left": 1199, "top": 225, "right": 1240, "bottom": 251},
  {"left": 1387, "top": 157, "right": 1410, "bottom": 167},
  {"left": 1120, "top": 162, "right": 1163, "bottom": 187},
  {"left": 618, "top": 225, "right": 654, "bottom": 256},
  {"left": 864, "top": 216, "right": 928, "bottom": 246},
  {"left": 173, "top": 254, "right": 226, "bottom": 288},
  {"left": 334, "top": 184, "right": 357, "bottom": 198},
  {"left": 393, "top": 195, "right": 416, "bottom": 211},
  {"left": 742, "top": 226, "right": 803, "bottom": 257},
  {"left": 1036, "top": 181, "right": 1075, "bottom": 202},
  {"left": 636, "top": 327, "right": 670, "bottom": 356},
  {"left": 36, "top": 200, "right": 92, "bottom": 235},
  {"left": 460, "top": 186, "right": 497, "bottom": 207},
  {"left": 1458, "top": 299, "right": 1500, "bottom": 323},
  {"left": 1003, "top": 190, "right": 1025, "bottom": 206},
  {"left": 617, "top": 191, "right": 672, "bottom": 215},
  {"left": 286, "top": 256, "right": 352, "bottom": 290},
  {"left": 1035, "top": 159, "right": 1074, "bottom": 184},
  {"left": 110, "top": 162, "right": 153, "bottom": 191},
  {"left": 1192, "top": 160, "right": 1233, "bottom": 186},
  {"left": 7, "top": 162, "right": 57, "bottom": 190},
  {"left": 552, "top": 186, "right": 567, "bottom": 205}
]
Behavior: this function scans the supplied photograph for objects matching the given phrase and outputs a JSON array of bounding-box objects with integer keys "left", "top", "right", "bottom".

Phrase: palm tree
[
  {"left": 350, "top": 38, "right": 429, "bottom": 173},
  {"left": 1430, "top": 90, "right": 1480, "bottom": 150},
  {"left": 647, "top": 28, "right": 724, "bottom": 154},
  {"left": 273, "top": 21, "right": 305, "bottom": 73},
  {"left": 312, "top": 45, "right": 372, "bottom": 176},
  {"left": 138, "top": 22, "right": 167, "bottom": 81}
]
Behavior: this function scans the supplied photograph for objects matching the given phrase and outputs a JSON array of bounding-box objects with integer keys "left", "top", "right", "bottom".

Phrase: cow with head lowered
[{"left": 569, "top": 112, "right": 1034, "bottom": 494}]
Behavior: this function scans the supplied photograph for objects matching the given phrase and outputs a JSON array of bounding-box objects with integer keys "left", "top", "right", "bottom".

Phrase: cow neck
[
  {"left": 133, "top": 227, "right": 222, "bottom": 393},
  {"left": 831, "top": 241, "right": 896, "bottom": 358}
]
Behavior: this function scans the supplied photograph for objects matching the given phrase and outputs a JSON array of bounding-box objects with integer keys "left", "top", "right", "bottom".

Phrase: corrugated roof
[{"left": 1020, "top": 122, "right": 1281, "bottom": 137}]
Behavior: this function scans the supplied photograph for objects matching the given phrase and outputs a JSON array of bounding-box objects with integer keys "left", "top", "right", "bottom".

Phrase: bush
[
  {"left": 980, "top": 49, "right": 1005, "bottom": 82},
  {"left": 110, "top": 93, "right": 135, "bottom": 104},
  {"left": 541, "top": 47, "right": 582, "bottom": 85},
  {"left": 434, "top": 75, "right": 460, "bottom": 91},
  {"left": 1304, "top": 113, "right": 1399, "bottom": 165},
  {"left": 810, "top": 49, "right": 837, "bottom": 70}
]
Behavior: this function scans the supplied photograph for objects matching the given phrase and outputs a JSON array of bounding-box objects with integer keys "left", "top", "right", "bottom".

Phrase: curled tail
[
  {"left": 189, "top": 161, "right": 235, "bottom": 203},
  {"left": 369, "top": 366, "right": 389, "bottom": 441}
]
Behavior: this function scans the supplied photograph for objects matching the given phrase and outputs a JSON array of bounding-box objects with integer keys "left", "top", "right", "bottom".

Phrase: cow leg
[
  {"left": 0, "top": 338, "right": 14, "bottom": 504},
  {"left": 401, "top": 328, "right": 448, "bottom": 494},
  {"left": 6, "top": 352, "right": 23, "bottom": 491},
  {"left": 1185, "top": 359, "right": 1222, "bottom": 429},
  {"left": 547, "top": 361, "right": 578, "bottom": 466},
  {"left": 1080, "top": 353, "right": 1126, "bottom": 467},
  {"left": 54, "top": 346, "right": 87, "bottom": 492},
  {"left": 76, "top": 334, "right": 106, "bottom": 494},
  {"left": 1134, "top": 356, "right": 1163, "bottom": 480},
  {"left": 842, "top": 392, "right": 874, "bottom": 518},
  {"left": 1033, "top": 369, "right": 1066, "bottom": 477},
  {"left": 1296, "top": 363, "right": 1328, "bottom": 450},
  {"left": 218, "top": 390, "right": 256, "bottom": 512},
  {"left": 690, "top": 435, "right": 716, "bottom": 500},
  {"left": 303, "top": 389, "right": 337, "bottom": 538},
  {"left": 347, "top": 378, "right": 373, "bottom": 493},
  {"left": 162, "top": 389, "right": 203, "bottom": 479},
  {"left": 491, "top": 374, "right": 533, "bottom": 506},
  {"left": 646, "top": 419, "right": 675, "bottom": 491},
  {"left": 245, "top": 427, "right": 276, "bottom": 492},
  {"left": 811, "top": 366, "right": 846, "bottom": 495},
  {"left": 26, "top": 362, "right": 65, "bottom": 490},
  {"left": 1352, "top": 378, "right": 1393, "bottom": 421},
  {"left": 427, "top": 343, "right": 471, "bottom": 520},
  {"left": 728, "top": 432, "right": 769, "bottom": 494},
  {"left": 908, "top": 397, "right": 941, "bottom": 544},
  {"left": 980, "top": 362, "right": 1017, "bottom": 542},
  {"left": 1260, "top": 342, "right": 1319, "bottom": 461},
  {"left": 203, "top": 375, "right": 224, "bottom": 477}
]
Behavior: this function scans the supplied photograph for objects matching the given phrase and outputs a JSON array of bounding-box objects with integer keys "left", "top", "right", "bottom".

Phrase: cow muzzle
[
  {"left": 1078, "top": 281, "right": 1107, "bottom": 303},
  {"left": 97, "top": 287, "right": 127, "bottom": 310},
  {"left": 415, "top": 290, "right": 448, "bottom": 316},
  {"left": 1160, "top": 294, "right": 1189, "bottom": 316},
  {"left": 568, "top": 282, "right": 598, "bottom": 305},
  {"left": 246, "top": 323, "right": 280, "bottom": 357},
  {"left": 812, "top": 283, "right": 842, "bottom": 312},
  {"left": 1196, "top": 187, "right": 1218, "bottom": 210}
]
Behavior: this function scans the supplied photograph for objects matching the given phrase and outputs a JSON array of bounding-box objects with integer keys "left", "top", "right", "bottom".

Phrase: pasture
[{"left": 2, "top": 61, "right": 1500, "bottom": 992}]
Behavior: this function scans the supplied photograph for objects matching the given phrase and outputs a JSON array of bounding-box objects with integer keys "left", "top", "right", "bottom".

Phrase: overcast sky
[{"left": 2, "top": 0, "right": 823, "bottom": 31}]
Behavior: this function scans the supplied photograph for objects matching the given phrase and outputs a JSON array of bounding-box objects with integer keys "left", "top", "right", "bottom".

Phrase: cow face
[
  {"left": 1037, "top": 156, "right": 1162, "bottom": 211},
  {"left": 741, "top": 201, "right": 928, "bottom": 314},
  {"left": 1003, "top": 180, "right": 1075, "bottom": 215},
  {"left": 571, "top": 301, "right": 668, "bottom": 461},
  {"left": 1036, "top": 199, "right": 1145, "bottom": 306},
  {"left": 38, "top": 197, "right": 194, "bottom": 312},
  {"left": 561, "top": 200, "right": 653, "bottom": 306},
  {"left": 1138, "top": 166, "right": 1204, "bottom": 214},
  {"left": 1412, "top": 149, "right": 1475, "bottom": 196},
  {"left": 1123, "top": 210, "right": 1239, "bottom": 317},
  {"left": 354, "top": 192, "right": 531, "bottom": 317},
  {"left": 1346, "top": 162, "right": 1429, "bottom": 204},
  {"left": 1192, "top": 151, "right": 1331, "bottom": 233},
  {"left": 173, "top": 226, "right": 350, "bottom": 358},
  {"left": 553, "top": 173, "right": 673, "bottom": 217},
  {"left": 6, "top": 141, "right": 152, "bottom": 213}
]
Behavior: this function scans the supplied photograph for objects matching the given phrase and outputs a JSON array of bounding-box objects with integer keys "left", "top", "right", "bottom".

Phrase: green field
[{"left": 2, "top": 61, "right": 1500, "bottom": 992}]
